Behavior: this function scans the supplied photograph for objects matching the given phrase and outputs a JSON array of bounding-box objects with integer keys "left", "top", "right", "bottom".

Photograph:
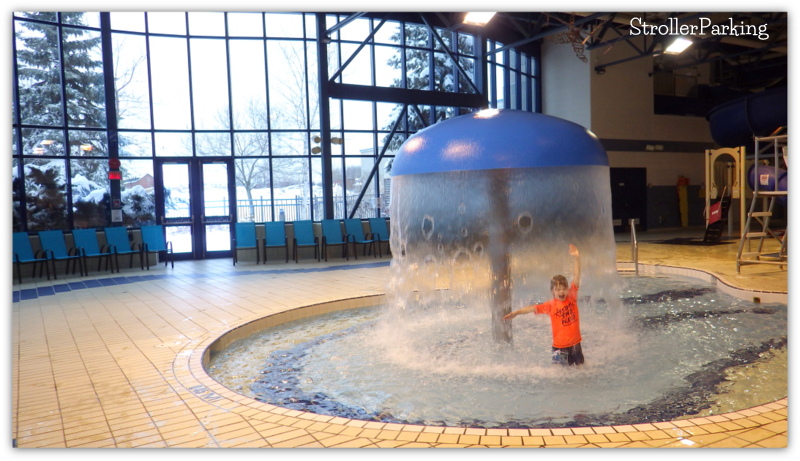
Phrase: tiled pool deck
[{"left": 10, "top": 235, "right": 789, "bottom": 449}]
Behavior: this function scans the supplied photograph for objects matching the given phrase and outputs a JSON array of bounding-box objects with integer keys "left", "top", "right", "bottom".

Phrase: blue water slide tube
[{"left": 706, "top": 86, "right": 787, "bottom": 148}]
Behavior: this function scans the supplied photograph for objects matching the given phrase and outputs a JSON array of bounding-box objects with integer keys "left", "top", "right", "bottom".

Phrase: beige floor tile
[{"left": 11, "top": 238, "right": 788, "bottom": 449}]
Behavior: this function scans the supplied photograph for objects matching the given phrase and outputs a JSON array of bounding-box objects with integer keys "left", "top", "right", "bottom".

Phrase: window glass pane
[
  {"left": 205, "top": 224, "right": 231, "bottom": 251},
  {"left": 457, "top": 33, "right": 475, "bottom": 56},
  {"left": 310, "top": 157, "right": 322, "bottom": 221},
  {"left": 271, "top": 132, "right": 307, "bottom": 156},
  {"left": 24, "top": 158, "right": 68, "bottom": 231},
  {"left": 327, "top": 41, "right": 341, "bottom": 83},
  {"left": 162, "top": 163, "right": 191, "bottom": 219},
  {"left": 325, "top": 14, "right": 339, "bottom": 41},
  {"left": 375, "top": 45, "right": 401, "bottom": 87},
  {"left": 434, "top": 51, "right": 453, "bottom": 91},
  {"left": 458, "top": 56, "right": 477, "bottom": 94},
  {"left": 406, "top": 49, "right": 430, "bottom": 90},
  {"left": 522, "top": 75, "right": 530, "bottom": 111},
  {"left": 120, "top": 159, "right": 156, "bottom": 226},
  {"left": 16, "top": 20, "right": 63, "bottom": 126},
  {"left": 304, "top": 14, "right": 317, "bottom": 39},
  {"left": 373, "top": 20, "right": 401, "bottom": 45},
  {"left": 230, "top": 40, "right": 268, "bottom": 130},
  {"left": 378, "top": 156, "right": 393, "bottom": 217},
  {"left": 146, "top": 12, "right": 186, "bottom": 35},
  {"left": 13, "top": 158, "right": 23, "bottom": 231},
  {"left": 330, "top": 132, "right": 344, "bottom": 157},
  {"left": 234, "top": 132, "right": 270, "bottom": 156},
  {"left": 342, "top": 100, "right": 373, "bottom": 130},
  {"left": 69, "top": 130, "right": 108, "bottom": 157},
  {"left": 329, "top": 99, "right": 342, "bottom": 131},
  {"left": 433, "top": 28, "right": 451, "bottom": 52},
  {"left": 343, "top": 132, "right": 374, "bottom": 156},
  {"left": 114, "top": 33, "right": 152, "bottom": 129},
  {"left": 195, "top": 132, "right": 231, "bottom": 156},
  {"left": 496, "top": 65, "right": 506, "bottom": 108},
  {"left": 509, "top": 70, "right": 519, "bottom": 110},
  {"left": 339, "top": 43, "right": 372, "bottom": 85},
  {"left": 62, "top": 27, "right": 106, "bottom": 128},
  {"left": 166, "top": 225, "right": 193, "bottom": 253},
  {"left": 235, "top": 158, "right": 272, "bottom": 222},
  {"left": 202, "top": 162, "right": 230, "bottom": 218},
  {"left": 17, "top": 12, "right": 57, "bottom": 22},
  {"left": 345, "top": 157, "right": 375, "bottom": 218},
  {"left": 330, "top": 157, "right": 345, "bottom": 218},
  {"left": 306, "top": 42, "right": 320, "bottom": 130},
  {"left": 265, "top": 13, "right": 304, "bottom": 38},
  {"left": 189, "top": 12, "right": 225, "bottom": 36},
  {"left": 71, "top": 158, "right": 109, "bottom": 228},
  {"left": 62, "top": 12, "right": 99, "bottom": 28},
  {"left": 272, "top": 158, "right": 311, "bottom": 220},
  {"left": 22, "top": 128, "right": 65, "bottom": 156},
  {"left": 267, "top": 41, "right": 308, "bottom": 129},
  {"left": 339, "top": 17, "right": 370, "bottom": 42},
  {"left": 110, "top": 12, "right": 145, "bottom": 32},
  {"left": 191, "top": 38, "right": 230, "bottom": 130},
  {"left": 150, "top": 36, "right": 191, "bottom": 130},
  {"left": 119, "top": 132, "right": 153, "bottom": 157},
  {"left": 405, "top": 23, "right": 428, "bottom": 47},
  {"left": 154, "top": 132, "right": 192, "bottom": 156},
  {"left": 376, "top": 102, "right": 403, "bottom": 133},
  {"left": 227, "top": 12, "right": 263, "bottom": 37}
]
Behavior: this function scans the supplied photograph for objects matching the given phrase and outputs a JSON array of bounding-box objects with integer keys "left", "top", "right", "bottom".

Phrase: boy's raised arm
[{"left": 569, "top": 244, "right": 581, "bottom": 288}]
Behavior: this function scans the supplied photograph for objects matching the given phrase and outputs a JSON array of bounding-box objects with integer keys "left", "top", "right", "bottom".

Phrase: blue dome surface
[{"left": 392, "top": 109, "right": 608, "bottom": 176}]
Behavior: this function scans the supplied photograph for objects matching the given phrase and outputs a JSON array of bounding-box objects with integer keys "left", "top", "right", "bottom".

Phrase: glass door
[
  {"left": 199, "top": 160, "right": 234, "bottom": 258},
  {"left": 154, "top": 158, "right": 235, "bottom": 260}
]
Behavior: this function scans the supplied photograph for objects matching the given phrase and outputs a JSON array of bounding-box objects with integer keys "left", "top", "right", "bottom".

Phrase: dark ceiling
[{"left": 355, "top": 12, "right": 787, "bottom": 94}]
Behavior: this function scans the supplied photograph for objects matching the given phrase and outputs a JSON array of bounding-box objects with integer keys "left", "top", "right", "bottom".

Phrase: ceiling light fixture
[
  {"left": 664, "top": 37, "right": 693, "bottom": 55},
  {"left": 463, "top": 12, "right": 496, "bottom": 26}
]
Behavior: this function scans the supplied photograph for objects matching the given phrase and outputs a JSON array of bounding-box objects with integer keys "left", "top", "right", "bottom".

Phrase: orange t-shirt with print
[{"left": 534, "top": 283, "right": 582, "bottom": 348}]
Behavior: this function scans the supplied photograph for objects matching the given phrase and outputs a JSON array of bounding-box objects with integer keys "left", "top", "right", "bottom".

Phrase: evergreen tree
[
  {"left": 15, "top": 12, "right": 109, "bottom": 229},
  {"left": 16, "top": 12, "right": 107, "bottom": 149}
]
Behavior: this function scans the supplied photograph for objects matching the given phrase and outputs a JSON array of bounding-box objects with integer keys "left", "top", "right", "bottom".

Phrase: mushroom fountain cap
[{"left": 392, "top": 109, "right": 608, "bottom": 176}]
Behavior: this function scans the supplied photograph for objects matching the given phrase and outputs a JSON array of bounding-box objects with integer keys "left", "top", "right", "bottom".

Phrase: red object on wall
[{"left": 708, "top": 201, "right": 722, "bottom": 224}]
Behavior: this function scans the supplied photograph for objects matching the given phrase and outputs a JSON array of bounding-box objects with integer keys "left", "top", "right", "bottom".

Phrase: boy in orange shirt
[{"left": 503, "top": 244, "right": 584, "bottom": 366}]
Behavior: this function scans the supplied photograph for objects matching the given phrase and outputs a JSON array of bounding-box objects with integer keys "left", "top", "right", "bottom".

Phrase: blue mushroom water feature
[{"left": 389, "top": 109, "right": 620, "bottom": 344}]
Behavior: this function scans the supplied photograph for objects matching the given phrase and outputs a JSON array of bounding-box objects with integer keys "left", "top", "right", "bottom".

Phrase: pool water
[{"left": 206, "top": 274, "right": 787, "bottom": 428}]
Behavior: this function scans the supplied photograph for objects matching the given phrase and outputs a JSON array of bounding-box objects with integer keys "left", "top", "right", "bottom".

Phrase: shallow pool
[{"left": 206, "top": 274, "right": 787, "bottom": 428}]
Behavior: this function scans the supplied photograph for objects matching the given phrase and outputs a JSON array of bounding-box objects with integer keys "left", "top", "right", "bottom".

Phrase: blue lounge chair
[
  {"left": 292, "top": 220, "right": 319, "bottom": 263},
  {"left": 344, "top": 218, "right": 376, "bottom": 259},
  {"left": 39, "top": 230, "right": 85, "bottom": 279},
  {"left": 321, "top": 219, "right": 349, "bottom": 262},
  {"left": 72, "top": 228, "right": 114, "bottom": 275},
  {"left": 13, "top": 232, "right": 50, "bottom": 283},
  {"left": 233, "top": 222, "right": 259, "bottom": 265},
  {"left": 367, "top": 217, "right": 391, "bottom": 257},
  {"left": 140, "top": 225, "right": 174, "bottom": 269},
  {"left": 104, "top": 227, "right": 143, "bottom": 272},
  {"left": 264, "top": 221, "right": 289, "bottom": 263}
]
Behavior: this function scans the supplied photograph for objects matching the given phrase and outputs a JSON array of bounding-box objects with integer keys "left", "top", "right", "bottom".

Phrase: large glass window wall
[{"left": 12, "top": 11, "right": 540, "bottom": 240}]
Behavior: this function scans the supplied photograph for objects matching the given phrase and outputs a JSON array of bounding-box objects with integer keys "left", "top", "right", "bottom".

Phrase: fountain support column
[{"left": 489, "top": 169, "right": 513, "bottom": 343}]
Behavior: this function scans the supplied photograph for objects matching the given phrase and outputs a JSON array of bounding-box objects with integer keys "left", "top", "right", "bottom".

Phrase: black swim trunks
[{"left": 551, "top": 342, "right": 584, "bottom": 366}]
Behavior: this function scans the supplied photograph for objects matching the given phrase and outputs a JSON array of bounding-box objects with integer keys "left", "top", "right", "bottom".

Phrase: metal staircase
[{"left": 736, "top": 135, "right": 788, "bottom": 272}]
